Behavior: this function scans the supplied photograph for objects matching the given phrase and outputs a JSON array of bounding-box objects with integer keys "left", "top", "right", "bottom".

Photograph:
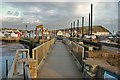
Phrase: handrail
[
  {"left": 32, "top": 38, "right": 55, "bottom": 66},
  {"left": 7, "top": 49, "right": 30, "bottom": 78},
  {"left": 31, "top": 38, "right": 55, "bottom": 77},
  {"left": 7, "top": 52, "right": 18, "bottom": 78},
  {"left": 63, "top": 38, "right": 85, "bottom": 71},
  {"left": 7, "top": 39, "right": 55, "bottom": 78},
  {"left": 63, "top": 38, "right": 84, "bottom": 59}
]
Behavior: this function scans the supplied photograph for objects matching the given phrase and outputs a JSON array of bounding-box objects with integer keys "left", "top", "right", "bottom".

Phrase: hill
[{"left": 63, "top": 25, "right": 111, "bottom": 34}]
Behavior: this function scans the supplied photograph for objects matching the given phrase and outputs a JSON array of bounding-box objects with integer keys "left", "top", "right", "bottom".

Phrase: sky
[{"left": 0, "top": 0, "right": 119, "bottom": 33}]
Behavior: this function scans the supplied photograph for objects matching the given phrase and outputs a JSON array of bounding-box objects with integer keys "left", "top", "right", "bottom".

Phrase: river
[{"left": 0, "top": 41, "right": 28, "bottom": 79}]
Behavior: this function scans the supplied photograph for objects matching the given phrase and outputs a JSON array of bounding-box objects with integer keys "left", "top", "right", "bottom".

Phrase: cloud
[
  {"left": 2, "top": 0, "right": 120, "bottom": 2},
  {"left": 1, "top": 2, "right": 118, "bottom": 33}
]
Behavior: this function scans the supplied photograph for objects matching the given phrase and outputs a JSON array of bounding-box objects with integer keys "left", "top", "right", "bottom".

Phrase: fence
[
  {"left": 32, "top": 38, "right": 55, "bottom": 76},
  {"left": 63, "top": 38, "right": 100, "bottom": 78},
  {"left": 7, "top": 49, "right": 30, "bottom": 79},
  {"left": 63, "top": 38, "right": 84, "bottom": 71},
  {"left": 6, "top": 38, "right": 55, "bottom": 79}
]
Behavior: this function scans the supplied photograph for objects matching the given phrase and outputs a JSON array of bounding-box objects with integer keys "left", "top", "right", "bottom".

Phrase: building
[{"left": 92, "top": 32, "right": 110, "bottom": 36}]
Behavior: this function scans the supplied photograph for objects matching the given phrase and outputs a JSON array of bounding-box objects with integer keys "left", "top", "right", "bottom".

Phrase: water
[{"left": 0, "top": 41, "right": 27, "bottom": 79}]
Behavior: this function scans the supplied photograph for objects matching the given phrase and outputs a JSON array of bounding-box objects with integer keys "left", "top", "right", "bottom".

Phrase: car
[{"left": 57, "top": 35, "right": 63, "bottom": 40}]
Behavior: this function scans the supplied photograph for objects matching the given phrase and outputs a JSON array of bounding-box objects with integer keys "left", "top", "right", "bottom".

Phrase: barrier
[
  {"left": 7, "top": 49, "right": 30, "bottom": 79},
  {"left": 32, "top": 38, "right": 55, "bottom": 64},
  {"left": 7, "top": 39, "right": 55, "bottom": 79},
  {"left": 32, "top": 38, "right": 55, "bottom": 77},
  {"left": 63, "top": 38, "right": 84, "bottom": 71},
  {"left": 63, "top": 38, "right": 99, "bottom": 78}
]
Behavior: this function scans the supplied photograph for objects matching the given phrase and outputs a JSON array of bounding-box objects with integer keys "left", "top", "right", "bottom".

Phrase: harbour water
[{"left": 0, "top": 41, "right": 27, "bottom": 79}]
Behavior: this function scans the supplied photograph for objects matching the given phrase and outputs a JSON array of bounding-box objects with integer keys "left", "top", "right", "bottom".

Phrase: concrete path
[{"left": 37, "top": 40, "right": 82, "bottom": 78}]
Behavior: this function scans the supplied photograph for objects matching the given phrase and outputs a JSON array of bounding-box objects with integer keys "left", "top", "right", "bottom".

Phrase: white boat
[
  {"left": 11, "top": 32, "right": 18, "bottom": 37},
  {"left": 0, "top": 31, "right": 5, "bottom": 37},
  {"left": 84, "top": 35, "right": 97, "bottom": 39}
]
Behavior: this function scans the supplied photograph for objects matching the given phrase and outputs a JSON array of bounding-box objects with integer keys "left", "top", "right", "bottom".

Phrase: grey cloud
[{"left": 2, "top": 2, "right": 118, "bottom": 33}]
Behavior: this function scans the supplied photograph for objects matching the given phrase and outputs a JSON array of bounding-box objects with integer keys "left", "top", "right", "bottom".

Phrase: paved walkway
[{"left": 37, "top": 40, "right": 82, "bottom": 78}]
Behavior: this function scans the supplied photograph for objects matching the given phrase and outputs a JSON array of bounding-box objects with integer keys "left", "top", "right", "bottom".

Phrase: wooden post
[
  {"left": 22, "top": 53, "right": 23, "bottom": 58},
  {"left": 73, "top": 21, "right": 75, "bottom": 38},
  {"left": 91, "top": 4, "right": 93, "bottom": 35},
  {"left": 77, "top": 19, "right": 79, "bottom": 42},
  {"left": 42, "top": 26, "right": 44, "bottom": 43},
  {"left": 90, "top": 4, "right": 93, "bottom": 42},
  {"left": 82, "top": 17, "right": 84, "bottom": 38},
  {"left": 71, "top": 23, "right": 72, "bottom": 40},
  {"left": 6, "top": 60, "right": 8, "bottom": 77},
  {"left": 23, "top": 62, "right": 26, "bottom": 80},
  {"left": 89, "top": 13, "right": 91, "bottom": 35}
]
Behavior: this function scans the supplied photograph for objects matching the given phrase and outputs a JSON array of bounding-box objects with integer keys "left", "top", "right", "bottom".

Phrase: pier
[
  {"left": 4, "top": 37, "right": 119, "bottom": 79},
  {"left": 0, "top": 37, "right": 20, "bottom": 42},
  {"left": 1, "top": 2, "right": 120, "bottom": 80}
]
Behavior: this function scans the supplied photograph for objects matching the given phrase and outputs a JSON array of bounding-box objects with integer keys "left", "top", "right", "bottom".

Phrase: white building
[
  {"left": 11, "top": 32, "right": 18, "bottom": 37},
  {"left": 57, "top": 30, "right": 63, "bottom": 36},
  {"left": 93, "top": 32, "right": 110, "bottom": 36}
]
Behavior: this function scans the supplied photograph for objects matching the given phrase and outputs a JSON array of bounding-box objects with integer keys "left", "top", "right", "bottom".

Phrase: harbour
[{"left": 0, "top": 1, "right": 120, "bottom": 80}]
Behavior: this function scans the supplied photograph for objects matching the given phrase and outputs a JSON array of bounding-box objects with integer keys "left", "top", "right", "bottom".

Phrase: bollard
[{"left": 6, "top": 60, "right": 8, "bottom": 77}]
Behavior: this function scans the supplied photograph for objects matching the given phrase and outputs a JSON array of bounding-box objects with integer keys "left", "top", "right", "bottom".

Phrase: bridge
[{"left": 5, "top": 38, "right": 120, "bottom": 79}]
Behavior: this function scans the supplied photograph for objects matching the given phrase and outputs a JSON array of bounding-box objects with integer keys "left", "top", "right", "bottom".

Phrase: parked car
[{"left": 57, "top": 35, "right": 63, "bottom": 40}]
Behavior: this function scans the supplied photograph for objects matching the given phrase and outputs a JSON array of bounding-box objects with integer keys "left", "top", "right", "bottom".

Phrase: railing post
[
  {"left": 6, "top": 60, "right": 8, "bottom": 78},
  {"left": 23, "top": 62, "right": 26, "bottom": 80},
  {"left": 22, "top": 52, "right": 23, "bottom": 58}
]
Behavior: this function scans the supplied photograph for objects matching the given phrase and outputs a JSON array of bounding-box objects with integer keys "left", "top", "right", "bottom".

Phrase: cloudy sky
[{"left": 0, "top": 1, "right": 119, "bottom": 33}]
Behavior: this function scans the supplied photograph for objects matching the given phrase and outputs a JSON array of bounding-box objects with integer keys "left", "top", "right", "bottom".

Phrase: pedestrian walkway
[{"left": 37, "top": 40, "right": 82, "bottom": 78}]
